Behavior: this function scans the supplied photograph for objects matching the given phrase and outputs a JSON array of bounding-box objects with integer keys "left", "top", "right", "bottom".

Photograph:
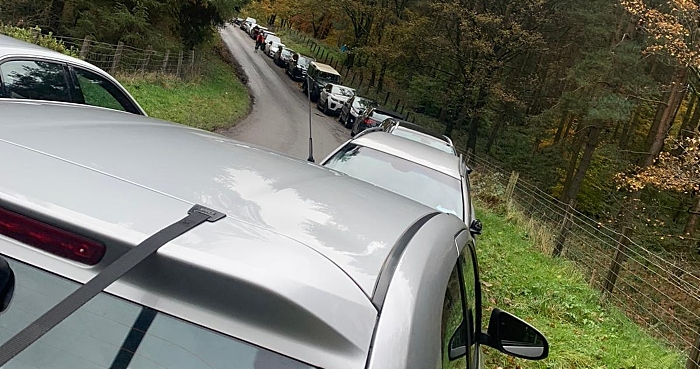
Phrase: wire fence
[
  {"left": 58, "top": 36, "right": 200, "bottom": 79},
  {"left": 465, "top": 153, "right": 700, "bottom": 369}
]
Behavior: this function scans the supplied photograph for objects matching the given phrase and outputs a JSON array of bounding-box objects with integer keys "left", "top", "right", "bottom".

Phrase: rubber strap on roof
[{"left": 0, "top": 204, "right": 226, "bottom": 366}]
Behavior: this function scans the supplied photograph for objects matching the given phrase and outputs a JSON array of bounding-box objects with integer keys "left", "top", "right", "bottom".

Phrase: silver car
[
  {"left": 0, "top": 34, "right": 146, "bottom": 115},
  {"left": 0, "top": 100, "right": 547, "bottom": 369},
  {"left": 381, "top": 118, "right": 457, "bottom": 155},
  {"left": 322, "top": 130, "right": 478, "bottom": 228}
]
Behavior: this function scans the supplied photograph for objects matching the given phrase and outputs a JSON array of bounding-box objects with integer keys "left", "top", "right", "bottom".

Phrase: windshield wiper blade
[{"left": 0, "top": 204, "right": 225, "bottom": 365}]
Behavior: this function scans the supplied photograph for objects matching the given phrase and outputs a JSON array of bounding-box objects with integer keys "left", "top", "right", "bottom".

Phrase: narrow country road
[{"left": 218, "top": 24, "right": 349, "bottom": 161}]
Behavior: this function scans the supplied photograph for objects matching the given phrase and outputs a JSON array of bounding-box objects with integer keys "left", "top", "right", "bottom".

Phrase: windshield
[
  {"left": 298, "top": 57, "right": 311, "bottom": 67},
  {"left": 352, "top": 98, "right": 378, "bottom": 110},
  {"left": 392, "top": 128, "right": 456, "bottom": 154},
  {"left": 323, "top": 144, "right": 463, "bottom": 218},
  {"left": 282, "top": 49, "right": 293, "bottom": 57},
  {"left": 318, "top": 71, "right": 340, "bottom": 83},
  {"left": 331, "top": 85, "right": 354, "bottom": 97}
]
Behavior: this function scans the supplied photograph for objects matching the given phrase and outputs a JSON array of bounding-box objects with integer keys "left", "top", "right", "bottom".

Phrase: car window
[
  {"left": 323, "top": 144, "right": 464, "bottom": 218},
  {"left": 0, "top": 257, "right": 313, "bottom": 369},
  {"left": 73, "top": 68, "right": 134, "bottom": 113},
  {"left": 0, "top": 60, "right": 71, "bottom": 102},
  {"left": 392, "top": 128, "right": 455, "bottom": 154},
  {"left": 442, "top": 263, "right": 467, "bottom": 369}
]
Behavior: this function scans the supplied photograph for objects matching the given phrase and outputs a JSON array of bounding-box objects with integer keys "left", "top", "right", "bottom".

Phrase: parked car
[
  {"left": 351, "top": 106, "right": 405, "bottom": 136},
  {"left": 317, "top": 83, "right": 356, "bottom": 115},
  {"left": 286, "top": 53, "right": 315, "bottom": 80},
  {"left": 302, "top": 61, "right": 341, "bottom": 102},
  {"left": 322, "top": 129, "right": 477, "bottom": 225},
  {"left": 339, "top": 95, "right": 379, "bottom": 128},
  {"left": 0, "top": 35, "right": 145, "bottom": 115},
  {"left": 0, "top": 100, "right": 548, "bottom": 369},
  {"left": 263, "top": 36, "right": 284, "bottom": 57},
  {"left": 273, "top": 47, "right": 295, "bottom": 68},
  {"left": 241, "top": 17, "right": 256, "bottom": 31},
  {"left": 381, "top": 118, "right": 457, "bottom": 155},
  {"left": 250, "top": 25, "right": 267, "bottom": 39}
]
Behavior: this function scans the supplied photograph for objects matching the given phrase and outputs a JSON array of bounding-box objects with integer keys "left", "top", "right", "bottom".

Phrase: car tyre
[{"left": 339, "top": 113, "right": 345, "bottom": 125}]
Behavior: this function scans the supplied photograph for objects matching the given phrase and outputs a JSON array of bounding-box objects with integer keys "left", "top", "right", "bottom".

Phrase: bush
[{"left": 0, "top": 24, "right": 79, "bottom": 57}]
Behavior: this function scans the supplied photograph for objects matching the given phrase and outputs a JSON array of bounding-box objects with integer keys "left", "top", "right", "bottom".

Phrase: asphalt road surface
[{"left": 218, "top": 24, "right": 349, "bottom": 161}]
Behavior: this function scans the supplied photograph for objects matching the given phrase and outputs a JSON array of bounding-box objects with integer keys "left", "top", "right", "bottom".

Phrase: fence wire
[{"left": 468, "top": 153, "right": 700, "bottom": 368}]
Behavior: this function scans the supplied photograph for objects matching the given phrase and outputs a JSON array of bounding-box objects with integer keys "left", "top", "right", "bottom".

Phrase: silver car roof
[
  {"left": 348, "top": 131, "right": 462, "bottom": 178},
  {"left": 0, "top": 35, "right": 146, "bottom": 115},
  {"left": 0, "top": 100, "right": 440, "bottom": 368}
]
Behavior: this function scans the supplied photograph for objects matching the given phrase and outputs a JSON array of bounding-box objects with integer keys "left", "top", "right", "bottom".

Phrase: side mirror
[
  {"left": 0, "top": 257, "right": 15, "bottom": 312},
  {"left": 469, "top": 219, "right": 482, "bottom": 235},
  {"left": 448, "top": 320, "right": 467, "bottom": 360},
  {"left": 483, "top": 308, "right": 548, "bottom": 360}
]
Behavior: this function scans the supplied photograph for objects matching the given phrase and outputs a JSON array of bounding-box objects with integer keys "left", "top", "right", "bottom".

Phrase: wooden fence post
[
  {"left": 687, "top": 326, "right": 700, "bottom": 369},
  {"left": 384, "top": 91, "right": 390, "bottom": 105},
  {"left": 505, "top": 171, "right": 520, "bottom": 205},
  {"left": 176, "top": 50, "right": 184, "bottom": 77},
  {"left": 110, "top": 42, "right": 124, "bottom": 74},
  {"left": 79, "top": 36, "right": 91, "bottom": 59},
  {"left": 190, "top": 49, "right": 196, "bottom": 75},
  {"left": 30, "top": 28, "right": 40, "bottom": 43},
  {"left": 351, "top": 72, "right": 357, "bottom": 85},
  {"left": 161, "top": 50, "right": 170, "bottom": 74},
  {"left": 140, "top": 45, "right": 153, "bottom": 77},
  {"left": 602, "top": 227, "right": 633, "bottom": 297},
  {"left": 405, "top": 111, "right": 411, "bottom": 121},
  {"left": 553, "top": 199, "right": 576, "bottom": 257},
  {"left": 400, "top": 104, "right": 405, "bottom": 115},
  {"left": 394, "top": 99, "right": 400, "bottom": 112}
]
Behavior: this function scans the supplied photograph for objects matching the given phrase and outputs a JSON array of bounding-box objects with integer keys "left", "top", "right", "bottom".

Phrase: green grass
[
  {"left": 475, "top": 206, "right": 684, "bottom": 369},
  {"left": 120, "top": 42, "right": 249, "bottom": 131},
  {"left": 275, "top": 29, "right": 346, "bottom": 65}
]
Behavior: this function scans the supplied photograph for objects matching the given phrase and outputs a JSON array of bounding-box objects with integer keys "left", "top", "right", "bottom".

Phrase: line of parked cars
[{"left": 0, "top": 28, "right": 550, "bottom": 369}]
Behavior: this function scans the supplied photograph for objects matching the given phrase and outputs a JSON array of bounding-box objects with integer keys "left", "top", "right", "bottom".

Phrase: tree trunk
[
  {"left": 485, "top": 119, "right": 506, "bottom": 154},
  {"left": 684, "top": 194, "right": 700, "bottom": 236},
  {"left": 641, "top": 67, "right": 688, "bottom": 167},
  {"left": 561, "top": 126, "right": 588, "bottom": 203},
  {"left": 680, "top": 93, "right": 700, "bottom": 142},
  {"left": 677, "top": 93, "right": 697, "bottom": 139},
  {"left": 465, "top": 81, "right": 491, "bottom": 153},
  {"left": 48, "top": 0, "right": 67, "bottom": 34},
  {"left": 553, "top": 112, "right": 570, "bottom": 144},
  {"left": 565, "top": 123, "right": 602, "bottom": 204},
  {"left": 619, "top": 108, "right": 639, "bottom": 149}
]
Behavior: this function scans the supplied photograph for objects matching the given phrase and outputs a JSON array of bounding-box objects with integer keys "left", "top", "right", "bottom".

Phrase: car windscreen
[
  {"left": 282, "top": 49, "right": 293, "bottom": 57},
  {"left": 352, "top": 98, "right": 378, "bottom": 110},
  {"left": 392, "top": 128, "right": 456, "bottom": 154},
  {"left": 318, "top": 71, "right": 340, "bottom": 83},
  {"left": 323, "top": 144, "right": 463, "bottom": 218},
  {"left": 298, "top": 57, "right": 311, "bottom": 67},
  {"left": 1, "top": 257, "right": 314, "bottom": 369},
  {"left": 331, "top": 85, "right": 354, "bottom": 97},
  {"left": 369, "top": 111, "right": 398, "bottom": 123}
]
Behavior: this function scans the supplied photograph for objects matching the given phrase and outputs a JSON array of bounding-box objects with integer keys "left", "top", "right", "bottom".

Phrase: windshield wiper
[{"left": 0, "top": 204, "right": 225, "bottom": 365}]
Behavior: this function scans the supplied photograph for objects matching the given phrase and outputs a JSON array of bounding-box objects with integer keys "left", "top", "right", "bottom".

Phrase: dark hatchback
[
  {"left": 339, "top": 96, "right": 379, "bottom": 128},
  {"left": 351, "top": 107, "right": 405, "bottom": 136},
  {"left": 286, "top": 54, "right": 314, "bottom": 81}
]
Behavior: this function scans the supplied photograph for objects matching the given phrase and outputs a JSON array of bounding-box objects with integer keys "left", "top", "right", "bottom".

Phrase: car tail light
[
  {"left": 0, "top": 206, "right": 105, "bottom": 265},
  {"left": 363, "top": 118, "right": 373, "bottom": 126}
]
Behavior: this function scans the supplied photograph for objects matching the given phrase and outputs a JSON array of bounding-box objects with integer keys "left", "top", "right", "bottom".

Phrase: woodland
[
  {"left": 249, "top": 0, "right": 700, "bottom": 255},
  {"left": 1, "top": 0, "right": 699, "bottom": 255}
]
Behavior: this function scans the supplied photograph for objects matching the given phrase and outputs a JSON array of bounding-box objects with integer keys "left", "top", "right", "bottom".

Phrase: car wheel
[
  {"left": 344, "top": 117, "right": 353, "bottom": 129},
  {"left": 339, "top": 113, "right": 345, "bottom": 124},
  {"left": 322, "top": 103, "right": 329, "bottom": 115}
]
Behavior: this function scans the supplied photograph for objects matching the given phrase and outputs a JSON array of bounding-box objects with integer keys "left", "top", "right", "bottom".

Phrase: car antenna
[{"left": 306, "top": 73, "right": 315, "bottom": 163}]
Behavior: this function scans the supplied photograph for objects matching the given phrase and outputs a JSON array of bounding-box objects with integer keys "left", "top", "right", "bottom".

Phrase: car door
[
  {"left": 0, "top": 58, "right": 72, "bottom": 103},
  {"left": 321, "top": 84, "right": 332, "bottom": 105},
  {"left": 69, "top": 66, "right": 143, "bottom": 115}
]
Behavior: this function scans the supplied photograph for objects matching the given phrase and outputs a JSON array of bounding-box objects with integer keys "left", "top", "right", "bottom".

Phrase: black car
[
  {"left": 274, "top": 47, "right": 295, "bottom": 68},
  {"left": 351, "top": 107, "right": 405, "bottom": 136},
  {"left": 339, "top": 96, "right": 379, "bottom": 128},
  {"left": 286, "top": 54, "right": 315, "bottom": 81}
]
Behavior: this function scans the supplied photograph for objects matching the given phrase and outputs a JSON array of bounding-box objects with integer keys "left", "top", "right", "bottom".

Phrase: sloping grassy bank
[
  {"left": 120, "top": 38, "right": 250, "bottom": 131},
  {"left": 476, "top": 207, "right": 683, "bottom": 369}
]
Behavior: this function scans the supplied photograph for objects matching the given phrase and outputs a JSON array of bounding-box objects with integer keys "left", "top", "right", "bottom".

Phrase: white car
[
  {"left": 318, "top": 83, "right": 356, "bottom": 115},
  {"left": 264, "top": 36, "right": 284, "bottom": 57}
]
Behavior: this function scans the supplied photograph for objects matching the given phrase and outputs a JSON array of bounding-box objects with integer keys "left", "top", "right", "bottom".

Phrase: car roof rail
[{"left": 353, "top": 126, "right": 384, "bottom": 139}]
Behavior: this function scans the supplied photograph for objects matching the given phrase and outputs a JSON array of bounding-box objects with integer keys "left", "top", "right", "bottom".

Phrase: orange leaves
[{"left": 620, "top": 0, "right": 700, "bottom": 67}]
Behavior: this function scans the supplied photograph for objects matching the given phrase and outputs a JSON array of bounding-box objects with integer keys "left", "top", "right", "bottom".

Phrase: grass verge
[
  {"left": 120, "top": 37, "right": 249, "bottom": 131},
  {"left": 475, "top": 205, "right": 684, "bottom": 369}
]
